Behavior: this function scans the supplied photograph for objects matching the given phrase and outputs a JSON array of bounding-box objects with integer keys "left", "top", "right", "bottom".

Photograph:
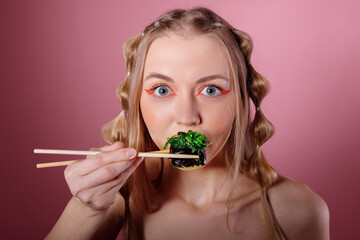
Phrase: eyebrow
[{"left": 144, "top": 72, "right": 229, "bottom": 83}]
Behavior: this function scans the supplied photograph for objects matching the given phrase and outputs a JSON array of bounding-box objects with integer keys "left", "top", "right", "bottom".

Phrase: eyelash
[
  {"left": 144, "top": 84, "right": 176, "bottom": 98},
  {"left": 196, "top": 84, "right": 230, "bottom": 96},
  {"left": 144, "top": 84, "right": 230, "bottom": 97}
]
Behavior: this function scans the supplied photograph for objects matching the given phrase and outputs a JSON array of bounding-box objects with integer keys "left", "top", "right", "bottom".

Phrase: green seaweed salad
[{"left": 164, "top": 130, "right": 213, "bottom": 169}]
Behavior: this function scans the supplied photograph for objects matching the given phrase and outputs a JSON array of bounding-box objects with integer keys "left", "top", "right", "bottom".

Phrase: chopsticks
[{"left": 34, "top": 148, "right": 199, "bottom": 168}]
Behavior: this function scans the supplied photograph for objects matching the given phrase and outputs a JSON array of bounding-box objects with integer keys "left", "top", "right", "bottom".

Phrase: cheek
[
  {"left": 202, "top": 98, "right": 235, "bottom": 135},
  {"left": 208, "top": 107, "right": 234, "bottom": 130},
  {"left": 208, "top": 108, "right": 235, "bottom": 147},
  {"left": 140, "top": 94, "right": 172, "bottom": 148},
  {"left": 200, "top": 97, "right": 236, "bottom": 160}
]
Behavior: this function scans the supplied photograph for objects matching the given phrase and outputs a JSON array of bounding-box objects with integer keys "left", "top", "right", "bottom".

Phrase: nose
[{"left": 174, "top": 94, "right": 201, "bottom": 126}]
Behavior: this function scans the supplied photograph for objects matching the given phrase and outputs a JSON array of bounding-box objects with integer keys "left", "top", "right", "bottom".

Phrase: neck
[{"left": 161, "top": 155, "right": 235, "bottom": 208}]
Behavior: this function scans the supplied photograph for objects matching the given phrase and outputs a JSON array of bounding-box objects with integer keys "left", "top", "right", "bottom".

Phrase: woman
[{"left": 46, "top": 8, "right": 329, "bottom": 240}]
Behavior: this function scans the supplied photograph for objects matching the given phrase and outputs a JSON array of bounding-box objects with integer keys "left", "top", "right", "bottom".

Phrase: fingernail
[{"left": 126, "top": 149, "right": 137, "bottom": 158}]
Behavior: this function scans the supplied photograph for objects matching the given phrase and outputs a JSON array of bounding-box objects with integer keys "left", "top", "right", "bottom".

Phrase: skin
[
  {"left": 45, "top": 142, "right": 144, "bottom": 240},
  {"left": 45, "top": 32, "right": 330, "bottom": 240},
  {"left": 140, "top": 32, "right": 236, "bottom": 170}
]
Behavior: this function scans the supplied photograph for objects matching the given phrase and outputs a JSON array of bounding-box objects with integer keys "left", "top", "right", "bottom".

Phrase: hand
[{"left": 64, "top": 141, "right": 143, "bottom": 213}]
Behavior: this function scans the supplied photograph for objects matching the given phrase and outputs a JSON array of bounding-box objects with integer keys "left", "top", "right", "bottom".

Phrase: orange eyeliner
[
  {"left": 165, "top": 85, "right": 177, "bottom": 96},
  {"left": 144, "top": 86, "right": 177, "bottom": 96},
  {"left": 220, "top": 89, "right": 230, "bottom": 94},
  {"left": 144, "top": 89, "right": 154, "bottom": 94},
  {"left": 196, "top": 85, "right": 231, "bottom": 96}
]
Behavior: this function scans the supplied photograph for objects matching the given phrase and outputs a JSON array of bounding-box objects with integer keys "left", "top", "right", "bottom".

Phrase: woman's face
[{"left": 140, "top": 32, "right": 236, "bottom": 167}]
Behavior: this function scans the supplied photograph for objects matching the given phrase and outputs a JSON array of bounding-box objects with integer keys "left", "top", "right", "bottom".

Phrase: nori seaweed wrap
[{"left": 164, "top": 130, "right": 212, "bottom": 169}]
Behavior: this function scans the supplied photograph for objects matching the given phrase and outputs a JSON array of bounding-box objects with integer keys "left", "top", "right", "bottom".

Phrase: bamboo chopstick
[
  {"left": 34, "top": 149, "right": 169, "bottom": 156},
  {"left": 35, "top": 148, "right": 198, "bottom": 168},
  {"left": 37, "top": 160, "right": 79, "bottom": 168}
]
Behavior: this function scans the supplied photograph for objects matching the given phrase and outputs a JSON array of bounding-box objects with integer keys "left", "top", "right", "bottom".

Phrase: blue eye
[
  {"left": 199, "top": 86, "right": 221, "bottom": 96},
  {"left": 153, "top": 85, "right": 174, "bottom": 97}
]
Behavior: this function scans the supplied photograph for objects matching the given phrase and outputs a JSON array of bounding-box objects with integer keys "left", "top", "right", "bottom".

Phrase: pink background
[{"left": 1, "top": 0, "right": 359, "bottom": 239}]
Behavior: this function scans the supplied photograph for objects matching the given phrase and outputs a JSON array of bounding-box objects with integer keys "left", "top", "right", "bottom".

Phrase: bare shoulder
[{"left": 268, "top": 176, "right": 330, "bottom": 240}]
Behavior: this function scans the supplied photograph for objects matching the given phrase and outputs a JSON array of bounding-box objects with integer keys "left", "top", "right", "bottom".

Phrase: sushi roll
[{"left": 164, "top": 130, "right": 212, "bottom": 169}]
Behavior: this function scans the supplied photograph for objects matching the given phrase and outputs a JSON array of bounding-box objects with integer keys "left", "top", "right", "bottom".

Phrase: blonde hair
[{"left": 102, "top": 7, "right": 285, "bottom": 240}]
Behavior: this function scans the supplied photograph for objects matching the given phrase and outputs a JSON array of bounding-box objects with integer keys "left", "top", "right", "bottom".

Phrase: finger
[
  {"left": 90, "top": 157, "right": 143, "bottom": 196},
  {"left": 91, "top": 183, "right": 124, "bottom": 211},
  {"left": 87, "top": 142, "right": 125, "bottom": 158},
  {"left": 76, "top": 156, "right": 143, "bottom": 191},
  {"left": 114, "top": 157, "right": 144, "bottom": 184},
  {"left": 74, "top": 157, "right": 143, "bottom": 200},
  {"left": 70, "top": 147, "right": 137, "bottom": 176},
  {"left": 91, "top": 177, "right": 128, "bottom": 211},
  {"left": 101, "top": 141, "right": 125, "bottom": 152}
]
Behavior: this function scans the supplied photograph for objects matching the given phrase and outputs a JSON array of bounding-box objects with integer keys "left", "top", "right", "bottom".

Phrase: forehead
[{"left": 143, "top": 32, "right": 231, "bottom": 77}]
